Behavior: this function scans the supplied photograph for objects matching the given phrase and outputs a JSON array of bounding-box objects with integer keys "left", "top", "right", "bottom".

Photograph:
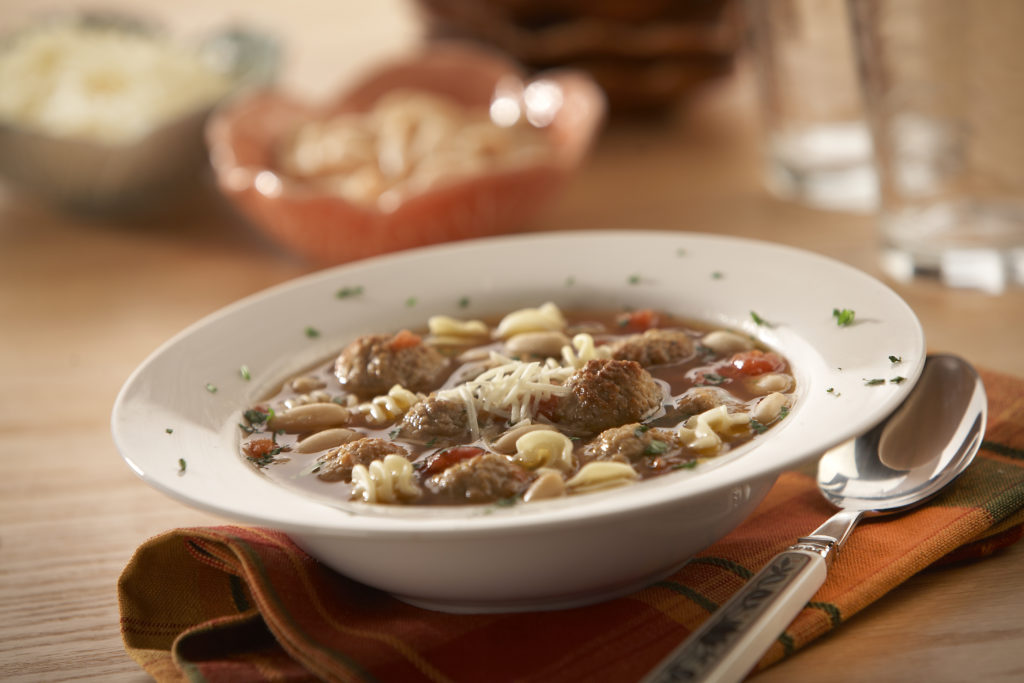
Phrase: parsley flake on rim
[
  {"left": 304, "top": 326, "right": 321, "bottom": 338},
  {"left": 833, "top": 308, "right": 856, "bottom": 326},
  {"left": 336, "top": 285, "right": 364, "bottom": 299},
  {"left": 749, "top": 310, "right": 772, "bottom": 327}
]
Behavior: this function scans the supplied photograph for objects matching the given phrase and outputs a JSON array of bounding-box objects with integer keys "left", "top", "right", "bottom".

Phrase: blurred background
[
  {"left": 4, "top": 3, "right": 1024, "bottom": 680},
  {"left": 1, "top": 0, "right": 1021, "bottom": 358}
]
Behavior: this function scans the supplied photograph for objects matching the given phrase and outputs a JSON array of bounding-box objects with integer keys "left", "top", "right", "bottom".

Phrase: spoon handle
[{"left": 642, "top": 509, "right": 863, "bottom": 683}]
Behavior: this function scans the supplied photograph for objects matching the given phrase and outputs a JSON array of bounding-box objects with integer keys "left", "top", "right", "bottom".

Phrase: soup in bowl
[{"left": 112, "top": 231, "right": 924, "bottom": 611}]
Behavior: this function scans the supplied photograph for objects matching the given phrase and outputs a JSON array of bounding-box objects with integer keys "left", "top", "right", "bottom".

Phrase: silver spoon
[{"left": 643, "top": 353, "right": 987, "bottom": 683}]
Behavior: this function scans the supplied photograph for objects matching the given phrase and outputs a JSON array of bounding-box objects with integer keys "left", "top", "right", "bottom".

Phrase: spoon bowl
[
  {"left": 818, "top": 353, "right": 986, "bottom": 513},
  {"left": 644, "top": 353, "right": 987, "bottom": 683}
]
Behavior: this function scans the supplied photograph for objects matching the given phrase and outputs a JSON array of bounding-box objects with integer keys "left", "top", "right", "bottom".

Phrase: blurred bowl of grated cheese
[{"left": 0, "top": 12, "right": 279, "bottom": 212}]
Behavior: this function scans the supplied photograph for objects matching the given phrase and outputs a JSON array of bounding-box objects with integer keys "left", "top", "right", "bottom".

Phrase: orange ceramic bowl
[{"left": 206, "top": 42, "right": 606, "bottom": 266}]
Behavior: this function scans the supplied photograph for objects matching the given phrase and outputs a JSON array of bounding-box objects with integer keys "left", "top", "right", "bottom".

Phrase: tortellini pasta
[
  {"left": 565, "top": 461, "right": 640, "bottom": 494},
  {"left": 513, "top": 430, "right": 575, "bottom": 470},
  {"left": 355, "top": 385, "right": 423, "bottom": 425},
  {"left": 676, "top": 405, "right": 752, "bottom": 452},
  {"left": 351, "top": 454, "right": 421, "bottom": 503},
  {"left": 495, "top": 302, "right": 567, "bottom": 339}
]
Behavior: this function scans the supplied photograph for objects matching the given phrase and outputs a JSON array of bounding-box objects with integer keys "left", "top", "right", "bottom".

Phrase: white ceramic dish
[{"left": 112, "top": 230, "right": 925, "bottom": 612}]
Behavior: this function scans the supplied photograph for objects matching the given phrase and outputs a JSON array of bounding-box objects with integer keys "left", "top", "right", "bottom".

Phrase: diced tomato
[
  {"left": 728, "top": 350, "right": 786, "bottom": 376},
  {"left": 243, "top": 438, "right": 278, "bottom": 460},
  {"left": 420, "top": 446, "right": 485, "bottom": 477},
  {"left": 387, "top": 329, "right": 422, "bottom": 351},
  {"left": 616, "top": 308, "right": 661, "bottom": 332}
]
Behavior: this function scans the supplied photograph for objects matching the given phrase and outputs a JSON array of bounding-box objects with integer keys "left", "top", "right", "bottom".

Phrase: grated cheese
[{"left": 437, "top": 352, "right": 573, "bottom": 437}]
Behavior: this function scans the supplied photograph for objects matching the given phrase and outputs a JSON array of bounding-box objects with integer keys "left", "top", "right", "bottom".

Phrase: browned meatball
[
  {"left": 584, "top": 423, "right": 678, "bottom": 463},
  {"left": 426, "top": 452, "right": 533, "bottom": 504},
  {"left": 555, "top": 359, "right": 664, "bottom": 434},
  {"left": 676, "top": 386, "right": 738, "bottom": 417},
  {"left": 609, "top": 329, "right": 694, "bottom": 367},
  {"left": 315, "top": 437, "right": 408, "bottom": 482},
  {"left": 399, "top": 396, "right": 470, "bottom": 445},
  {"left": 334, "top": 330, "right": 448, "bottom": 398}
]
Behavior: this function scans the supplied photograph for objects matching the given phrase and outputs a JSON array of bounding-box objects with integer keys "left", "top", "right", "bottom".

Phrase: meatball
[
  {"left": 426, "top": 452, "right": 533, "bottom": 504},
  {"left": 399, "top": 396, "right": 470, "bottom": 445},
  {"left": 334, "top": 330, "right": 448, "bottom": 398},
  {"left": 585, "top": 423, "right": 678, "bottom": 463},
  {"left": 609, "top": 329, "right": 694, "bottom": 367},
  {"left": 676, "top": 386, "right": 739, "bottom": 417},
  {"left": 555, "top": 359, "right": 663, "bottom": 434},
  {"left": 316, "top": 437, "right": 408, "bottom": 482}
]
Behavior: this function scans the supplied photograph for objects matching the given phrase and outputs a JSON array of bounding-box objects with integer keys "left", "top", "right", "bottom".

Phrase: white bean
[
  {"left": 523, "top": 469, "right": 566, "bottom": 502},
  {"left": 700, "top": 330, "right": 755, "bottom": 355},
  {"left": 751, "top": 392, "right": 789, "bottom": 424},
  {"left": 290, "top": 375, "right": 326, "bottom": 393},
  {"left": 294, "top": 427, "right": 362, "bottom": 453},
  {"left": 505, "top": 331, "right": 571, "bottom": 358},
  {"left": 268, "top": 402, "right": 350, "bottom": 433}
]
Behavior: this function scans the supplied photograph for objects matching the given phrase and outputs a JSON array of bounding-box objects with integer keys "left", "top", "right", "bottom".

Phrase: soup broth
[{"left": 238, "top": 304, "right": 795, "bottom": 507}]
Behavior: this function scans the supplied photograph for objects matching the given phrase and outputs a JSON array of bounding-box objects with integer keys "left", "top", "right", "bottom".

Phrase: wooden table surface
[{"left": 2, "top": 1, "right": 1022, "bottom": 681}]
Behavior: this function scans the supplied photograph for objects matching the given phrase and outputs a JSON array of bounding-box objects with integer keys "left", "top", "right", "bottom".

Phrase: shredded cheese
[{"left": 436, "top": 352, "right": 573, "bottom": 438}]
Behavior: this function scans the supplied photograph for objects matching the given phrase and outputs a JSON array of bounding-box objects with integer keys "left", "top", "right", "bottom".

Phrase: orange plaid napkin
[{"left": 118, "top": 368, "right": 1024, "bottom": 682}]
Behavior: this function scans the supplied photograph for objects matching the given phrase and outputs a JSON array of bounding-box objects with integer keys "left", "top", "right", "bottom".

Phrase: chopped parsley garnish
[
  {"left": 711, "top": 271, "right": 724, "bottom": 280},
  {"left": 889, "top": 355, "right": 902, "bottom": 364},
  {"left": 634, "top": 425, "right": 650, "bottom": 437},
  {"left": 165, "top": 427, "right": 174, "bottom": 434},
  {"left": 458, "top": 296, "right": 470, "bottom": 308},
  {"left": 240, "top": 365, "right": 251, "bottom": 381},
  {"left": 697, "top": 372, "right": 727, "bottom": 386},
  {"left": 565, "top": 275, "right": 576, "bottom": 287},
  {"left": 749, "top": 419, "right": 767, "bottom": 434},
  {"left": 826, "top": 387, "right": 840, "bottom": 397},
  {"left": 779, "top": 405, "right": 790, "bottom": 419},
  {"left": 833, "top": 308, "right": 856, "bottom": 326},
  {"left": 890, "top": 376, "right": 906, "bottom": 384},
  {"left": 304, "top": 326, "right": 320, "bottom": 338},
  {"left": 405, "top": 297, "right": 418, "bottom": 307},
  {"left": 389, "top": 428, "right": 400, "bottom": 440},
  {"left": 336, "top": 285, "right": 364, "bottom": 299},
  {"left": 750, "top": 311, "right": 770, "bottom": 326},
  {"left": 673, "top": 460, "right": 699, "bottom": 470},
  {"left": 178, "top": 458, "right": 187, "bottom": 473},
  {"left": 627, "top": 274, "right": 641, "bottom": 285},
  {"left": 243, "top": 408, "right": 271, "bottom": 425},
  {"left": 240, "top": 408, "right": 272, "bottom": 434},
  {"left": 205, "top": 383, "right": 217, "bottom": 393},
  {"left": 864, "top": 378, "right": 886, "bottom": 386},
  {"left": 644, "top": 440, "right": 669, "bottom": 456}
]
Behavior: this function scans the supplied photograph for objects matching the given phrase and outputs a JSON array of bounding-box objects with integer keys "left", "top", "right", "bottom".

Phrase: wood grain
[{"left": 1, "top": 1, "right": 1022, "bottom": 681}]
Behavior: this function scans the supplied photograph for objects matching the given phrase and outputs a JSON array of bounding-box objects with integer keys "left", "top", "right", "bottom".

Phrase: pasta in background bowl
[
  {"left": 206, "top": 42, "right": 605, "bottom": 266},
  {"left": 112, "top": 231, "right": 925, "bottom": 612}
]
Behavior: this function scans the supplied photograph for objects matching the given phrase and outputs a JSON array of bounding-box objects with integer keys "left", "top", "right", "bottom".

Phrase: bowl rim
[{"left": 112, "top": 230, "right": 926, "bottom": 537}]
